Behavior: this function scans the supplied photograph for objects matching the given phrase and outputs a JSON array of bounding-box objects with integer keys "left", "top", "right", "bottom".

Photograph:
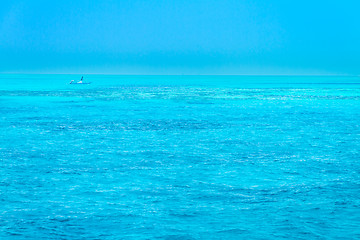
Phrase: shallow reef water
[{"left": 1, "top": 75, "right": 360, "bottom": 239}]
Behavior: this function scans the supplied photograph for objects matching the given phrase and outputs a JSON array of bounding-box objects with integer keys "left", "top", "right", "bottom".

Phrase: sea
[{"left": 1, "top": 74, "right": 360, "bottom": 239}]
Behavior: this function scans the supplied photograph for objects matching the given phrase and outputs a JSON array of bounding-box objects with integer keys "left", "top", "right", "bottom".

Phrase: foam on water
[{"left": 1, "top": 75, "right": 360, "bottom": 239}]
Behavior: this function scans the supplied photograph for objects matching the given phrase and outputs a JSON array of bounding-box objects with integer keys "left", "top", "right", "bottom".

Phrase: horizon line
[{"left": 0, "top": 72, "right": 357, "bottom": 77}]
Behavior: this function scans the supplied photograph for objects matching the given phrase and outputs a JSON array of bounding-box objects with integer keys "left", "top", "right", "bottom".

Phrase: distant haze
[{"left": 0, "top": 0, "right": 359, "bottom": 75}]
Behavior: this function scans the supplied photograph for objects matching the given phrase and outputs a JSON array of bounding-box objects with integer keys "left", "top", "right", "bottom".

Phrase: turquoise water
[{"left": 1, "top": 74, "right": 360, "bottom": 239}]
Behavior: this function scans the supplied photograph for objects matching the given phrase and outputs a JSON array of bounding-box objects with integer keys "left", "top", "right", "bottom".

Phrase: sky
[{"left": 0, "top": 0, "right": 359, "bottom": 75}]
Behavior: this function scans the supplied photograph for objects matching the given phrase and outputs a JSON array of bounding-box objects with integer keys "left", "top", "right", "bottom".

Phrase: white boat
[{"left": 70, "top": 76, "right": 91, "bottom": 84}]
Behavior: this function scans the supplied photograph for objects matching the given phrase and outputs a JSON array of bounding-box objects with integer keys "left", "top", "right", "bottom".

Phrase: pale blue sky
[{"left": 0, "top": 0, "right": 359, "bottom": 75}]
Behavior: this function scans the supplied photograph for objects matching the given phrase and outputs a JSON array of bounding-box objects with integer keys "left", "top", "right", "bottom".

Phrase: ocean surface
[{"left": 1, "top": 74, "right": 360, "bottom": 239}]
